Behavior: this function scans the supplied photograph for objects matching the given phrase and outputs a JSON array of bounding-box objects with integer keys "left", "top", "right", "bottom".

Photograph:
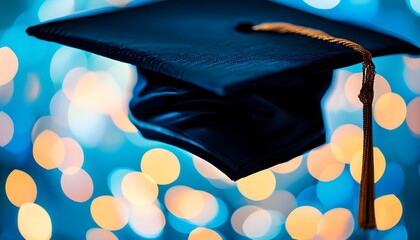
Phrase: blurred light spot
[
  {"left": 33, "top": 130, "right": 63, "bottom": 170},
  {"left": 6, "top": 170, "right": 37, "bottom": 207},
  {"left": 317, "top": 170, "right": 355, "bottom": 209},
  {"left": 237, "top": 169, "right": 276, "bottom": 201},
  {"left": 331, "top": 124, "right": 363, "bottom": 163},
  {"left": 111, "top": 110, "right": 138, "bottom": 133},
  {"left": 108, "top": 168, "right": 133, "bottom": 197},
  {"left": 0, "top": 47, "right": 18, "bottom": 86},
  {"left": 350, "top": 147, "right": 386, "bottom": 183},
  {"left": 407, "top": 0, "right": 420, "bottom": 16},
  {"left": 54, "top": 137, "right": 84, "bottom": 174},
  {"left": 403, "top": 56, "right": 420, "bottom": 69},
  {"left": 261, "top": 190, "right": 296, "bottom": 216},
  {"left": 106, "top": 0, "right": 133, "bottom": 7},
  {"left": 90, "top": 196, "right": 129, "bottom": 231},
  {"left": 316, "top": 208, "right": 354, "bottom": 240},
  {"left": 407, "top": 97, "right": 420, "bottom": 136},
  {"left": 404, "top": 60, "right": 420, "bottom": 94},
  {"left": 285, "top": 206, "right": 322, "bottom": 240},
  {"left": 50, "top": 47, "right": 88, "bottom": 86},
  {"left": 72, "top": 71, "right": 122, "bottom": 115},
  {"left": 0, "top": 80, "right": 14, "bottom": 105},
  {"left": 141, "top": 148, "right": 180, "bottom": 185},
  {"left": 86, "top": 228, "right": 118, "bottom": 240},
  {"left": 188, "top": 227, "right": 222, "bottom": 240},
  {"left": 374, "top": 93, "right": 407, "bottom": 130},
  {"left": 61, "top": 169, "right": 93, "bottom": 202},
  {"left": 307, "top": 144, "right": 345, "bottom": 182},
  {"left": 303, "top": 0, "right": 340, "bottom": 9},
  {"left": 375, "top": 194, "right": 403, "bottom": 231},
  {"left": 18, "top": 203, "right": 52, "bottom": 240},
  {"left": 68, "top": 103, "right": 106, "bottom": 147},
  {"left": 50, "top": 90, "right": 71, "bottom": 127},
  {"left": 271, "top": 155, "right": 303, "bottom": 174},
  {"left": 243, "top": 209, "right": 272, "bottom": 239},
  {"left": 345, "top": 73, "right": 391, "bottom": 108},
  {"left": 231, "top": 205, "right": 261, "bottom": 236},
  {"left": 193, "top": 155, "right": 229, "bottom": 180},
  {"left": 121, "top": 172, "right": 158, "bottom": 206},
  {"left": 0, "top": 111, "right": 14, "bottom": 147},
  {"left": 325, "top": 70, "right": 357, "bottom": 111},
  {"left": 25, "top": 73, "right": 40, "bottom": 102},
  {"left": 62, "top": 67, "right": 88, "bottom": 100},
  {"left": 38, "top": 0, "right": 74, "bottom": 22},
  {"left": 31, "top": 116, "right": 63, "bottom": 142},
  {"left": 165, "top": 186, "right": 218, "bottom": 224},
  {"left": 129, "top": 204, "right": 165, "bottom": 238}
]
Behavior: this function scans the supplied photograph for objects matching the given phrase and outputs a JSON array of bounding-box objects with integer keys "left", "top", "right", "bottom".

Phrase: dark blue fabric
[{"left": 26, "top": 0, "right": 419, "bottom": 180}]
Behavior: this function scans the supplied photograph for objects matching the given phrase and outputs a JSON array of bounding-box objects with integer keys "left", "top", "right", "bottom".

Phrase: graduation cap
[{"left": 26, "top": 0, "right": 419, "bottom": 230}]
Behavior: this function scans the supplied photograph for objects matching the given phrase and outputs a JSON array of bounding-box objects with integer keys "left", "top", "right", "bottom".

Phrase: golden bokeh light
[
  {"left": 33, "top": 130, "right": 63, "bottom": 170},
  {"left": 345, "top": 73, "right": 391, "bottom": 108},
  {"left": 350, "top": 147, "right": 386, "bottom": 183},
  {"left": 316, "top": 208, "right": 354, "bottom": 240},
  {"left": 61, "top": 169, "right": 94, "bottom": 202},
  {"left": 375, "top": 194, "right": 403, "bottom": 231},
  {"left": 374, "top": 93, "right": 407, "bottom": 130},
  {"left": 237, "top": 169, "right": 276, "bottom": 201},
  {"left": 5, "top": 170, "right": 37, "bottom": 207},
  {"left": 0, "top": 111, "right": 14, "bottom": 147},
  {"left": 0, "top": 46, "right": 18, "bottom": 86},
  {"left": 330, "top": 124, "right": 363, "bottom": 163},
  {"left": 141, "top": 148, "right": 180, "bottom": 185},
  {"left": 18, "top": 203, "right": 52, "bottom": 240},
  {"left": 90, "top": 196, "right": 129, "bottom": 231},
  {"left": 285, "top": 206, "right": 322, "bottom": 240},
  {"left": 72, "top": 71, "right": 122, "bottom": 115},
  {"left": 231, "top": 205, "right": 261, "bottom": 236},
  {"left": 406, "top": 97, "right": 420, "bottom": 135},
  {"left": 55, "top": 137, "right": 84, "bottom": 174},
  {"left": 271, "top": 155, "right": 303, "bottom": 174},
  {"left": 243, "top": 209, "right": 272, "bottom": 239},
  {"left": 111, "top": 109, "right": 138, "bottom": 133},
  {"left": 307, "top": 144, "right": 345, "bottom": 182},
  {"left": 121, "top": 172, "right": 159, "bottom": 206},
  {"left": 188, "top": 227, "right": 222, "bottom": 240},
  {"left": 62, "top": 67, "right": 87, "bottom": 100},
  {"left": 86, "top": 228, "right": 118, "bottom": 240},
  {"left": 192, "top": 155, "right": 229, "bottom": 180},
  {"left": 129, "top": 204, "right": 165, "bottom": 238},
  {"left": 188, "top": 191, "right": 218, "bottom": 225}
]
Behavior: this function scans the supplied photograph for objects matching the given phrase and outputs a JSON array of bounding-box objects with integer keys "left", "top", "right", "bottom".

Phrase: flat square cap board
[{"left": 26, "top": 0, "right": 420, "bottom": 181}]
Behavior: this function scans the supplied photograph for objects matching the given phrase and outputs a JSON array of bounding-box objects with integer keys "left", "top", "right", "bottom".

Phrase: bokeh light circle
[
  {"left": 285, "top": 206, "right": 322, "bottom": 240},
  {"left": 375, "top": 194, "right": 403, "bottom": 231},
  {"left": 374, "top": 93, "right": 407, "bottom": 130},
  {"left": 271, "top": 155, "right": 303, "bottom": 174},
  {"left": 0, "top": 46, "right": 18, "bottom": 86},
  {"left": 406, "top": 97, "right": 420, "bottom": 135},
  {"left": 350, "top": 147, "right": 386, "bottom": 183},
  {"left": 121, "top": 172, "right": 159, "bottom": 206},
  {"left": 0, "top": 111, "right": 14, "bottom": 147},
  {"left": 86, "top": 228, "right": 118, "bottom": 240},
  {"left": 141, "top": 148, "right": 180, "bottom": 185},
  {"left": 307, "top": 144, "right": 345, "bottom": 182},
  {"left": 33, "top": 130, "right": 62, "bottom": 170},
  {"left": 18, "top": 203, "right": 52, "bottom": 240},
  {"left": 61, "top": 169, "right": 94, "bottom": 202},
  {"left": 330, "top": 124, "right": 363, "bottom": 163},
  {"left": 129, "top": 204, "right": 165, "bottom": 238},
  {"left": 55, "top": 137, "right": 84, "bottom": 174},
  {"left": 193, "top": 155, "right": 229, "bottom": 180},
  {"left": 188, "top": 227, "right": 222, "bottom": 240},
  {"left": 237, "top": 169, "right": 276, "bottom": 201},
  {"left": 345, "top": 73, "right": 391, "bottom": 108},
  {"left": 5, "top": 170, "right": 37, "bottom": 207},
  {"left": 303, "top": 0, "right": 340, "bottom": 9},
  {"left": 243, "top": 208, "right": 272, "bottom": 239},
  {"left": 316, "top": 208, "right": 354, "bottom": 240},
  {"left": 231, "top": 205, "right": 261, "bottom": 236},
  {"left": 90, "top": 196, "right": 129, "bottom": 231}
]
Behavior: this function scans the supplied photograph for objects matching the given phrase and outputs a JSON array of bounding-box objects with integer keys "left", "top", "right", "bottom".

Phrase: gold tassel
[{"left": 252, "top": 22, "right": 376, "bottom": 229}]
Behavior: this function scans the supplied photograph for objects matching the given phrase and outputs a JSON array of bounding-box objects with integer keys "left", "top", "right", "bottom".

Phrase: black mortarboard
[{"left": 27, "top": 0, "right": 419, "bottom": 229}]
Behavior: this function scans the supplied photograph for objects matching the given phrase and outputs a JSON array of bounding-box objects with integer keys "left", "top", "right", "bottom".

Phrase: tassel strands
[{"left": 252, "top": 22, "right": 376, "bottom": 230}]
